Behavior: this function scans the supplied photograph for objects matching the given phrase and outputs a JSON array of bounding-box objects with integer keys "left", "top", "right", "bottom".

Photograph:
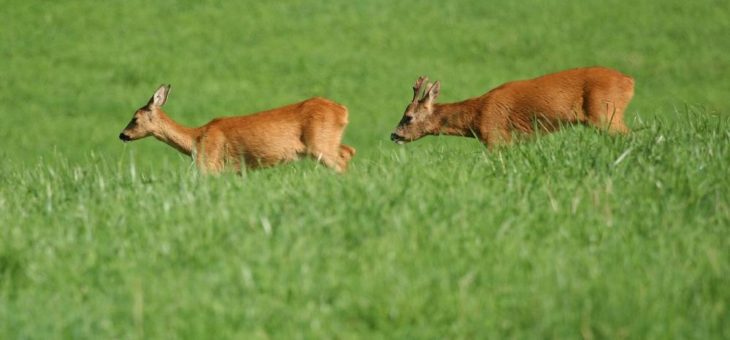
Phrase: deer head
[
  {"left": 119, "top": 84, "right": 171, "bottom": 142},
  {"left": 390, "top": 76, "right": 441, "bottom": 144}
]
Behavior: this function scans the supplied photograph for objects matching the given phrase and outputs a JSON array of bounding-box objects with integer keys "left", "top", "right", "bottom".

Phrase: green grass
[{"left": 1, "top": 0, "right": 729, "bottom": 338}]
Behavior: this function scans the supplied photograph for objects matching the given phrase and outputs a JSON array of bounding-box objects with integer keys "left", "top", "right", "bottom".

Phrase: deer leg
[
  {"left": 476, "top": 104, "right": 514, "bottom": 150},
  {"left": 302, "top": 125, "right": 347, "bottom": 173},
  {"left": 585, "top": 90, "right": 631, "bottom": 135},
  {"left": 482, "top": 129, "right": 511, "bottom": 150},
  {"left": 338, "top": 144, "right": 356, "bottom": 171},
  {"left": 309, "top": 147, "right": 343, "bottom": 172},
  {"left": 478, "top": 115, "right": 511, "bottom": 150},
  {"left": 195, "top": 134, "right": 225, "bottom": 175},
  {"left": 195, "top": 153, "right": 223, "bottom": 175}
]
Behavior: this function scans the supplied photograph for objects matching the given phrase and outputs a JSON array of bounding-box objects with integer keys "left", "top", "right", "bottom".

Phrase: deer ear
[
  {"left": 149, "top": 84, "right": 171, "bottom": 108},
  {"left": 423, "top": 81, "right": 440, "bottom": 104}
]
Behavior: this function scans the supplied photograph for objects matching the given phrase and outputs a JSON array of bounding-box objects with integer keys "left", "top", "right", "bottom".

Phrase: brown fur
[
  {"left": 119, "top": 85, "right": 355, "bottom": 174},
  {"left": 391, "top": 66, "right": 635, "bottom": 148}
]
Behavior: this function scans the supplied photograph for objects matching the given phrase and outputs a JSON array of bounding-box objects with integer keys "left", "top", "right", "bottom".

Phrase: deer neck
[
  {"left": 152, "top": 111, "right": 201, "bottom": 157},
  {"left": 430, "top": 101, "right": 479, "bottom": 138}
]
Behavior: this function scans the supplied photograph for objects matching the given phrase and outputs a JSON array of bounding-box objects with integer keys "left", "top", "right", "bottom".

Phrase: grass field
[{"left": 1, "top": 0, "right": 728, "bottom": 338}]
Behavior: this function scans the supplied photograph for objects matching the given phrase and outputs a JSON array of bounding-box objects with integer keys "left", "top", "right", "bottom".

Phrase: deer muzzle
[{"left": 390, "top": 133, "right": 406, "bottom": 144}]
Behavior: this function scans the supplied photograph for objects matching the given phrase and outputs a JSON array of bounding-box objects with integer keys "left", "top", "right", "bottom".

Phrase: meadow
[{"left": 1, "top": 0, "right": 728, "bottom": 338}]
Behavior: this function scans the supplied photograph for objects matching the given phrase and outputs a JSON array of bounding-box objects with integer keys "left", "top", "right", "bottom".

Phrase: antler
[{"left": 412, "top": 76, "right": 428, "bottom": 102}]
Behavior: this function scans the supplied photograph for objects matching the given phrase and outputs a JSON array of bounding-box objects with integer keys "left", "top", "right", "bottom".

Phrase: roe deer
[
  {"left": 119, "top": 85, "right": 356, "bottom": 174},
  {"left": 390, "top": 66, "right": 634, "bottom": 148}
]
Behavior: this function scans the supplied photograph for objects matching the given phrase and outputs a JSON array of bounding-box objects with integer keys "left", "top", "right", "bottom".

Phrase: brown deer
[
  {"left": 119, "top": 85, "right": 355, "bottom": 174},
  {"left": 390, "top": 66, "right": 634, "bottom": 148}
]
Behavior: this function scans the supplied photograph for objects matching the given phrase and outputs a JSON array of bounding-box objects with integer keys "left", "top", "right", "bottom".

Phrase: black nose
[
  {"left": 119, "top": 133, "right": 131, "bottom": 141},
  {"left": 390, "top": 133, "right": 398, "bottom": 141}
]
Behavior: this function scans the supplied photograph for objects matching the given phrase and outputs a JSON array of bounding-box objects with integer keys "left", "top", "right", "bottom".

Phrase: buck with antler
[
  {"left": 119, "top": 85, "right": 355, "bottom": 174},
  {"left": 390, "top": 66, "right": 634, "bottom": 147}
]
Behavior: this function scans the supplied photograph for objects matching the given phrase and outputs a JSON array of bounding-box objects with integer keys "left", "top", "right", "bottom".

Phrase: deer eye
[{"left": 401, "top": 115, "right": 413, "bottom": 125}]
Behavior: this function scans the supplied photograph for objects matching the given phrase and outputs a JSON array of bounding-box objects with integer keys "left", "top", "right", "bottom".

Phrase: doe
[
  {"left": 119, "top": 85, "right": 355, "bottom": 174},
  {"left": 390, "top": 66, "right": 634, "bottom": 147}
]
